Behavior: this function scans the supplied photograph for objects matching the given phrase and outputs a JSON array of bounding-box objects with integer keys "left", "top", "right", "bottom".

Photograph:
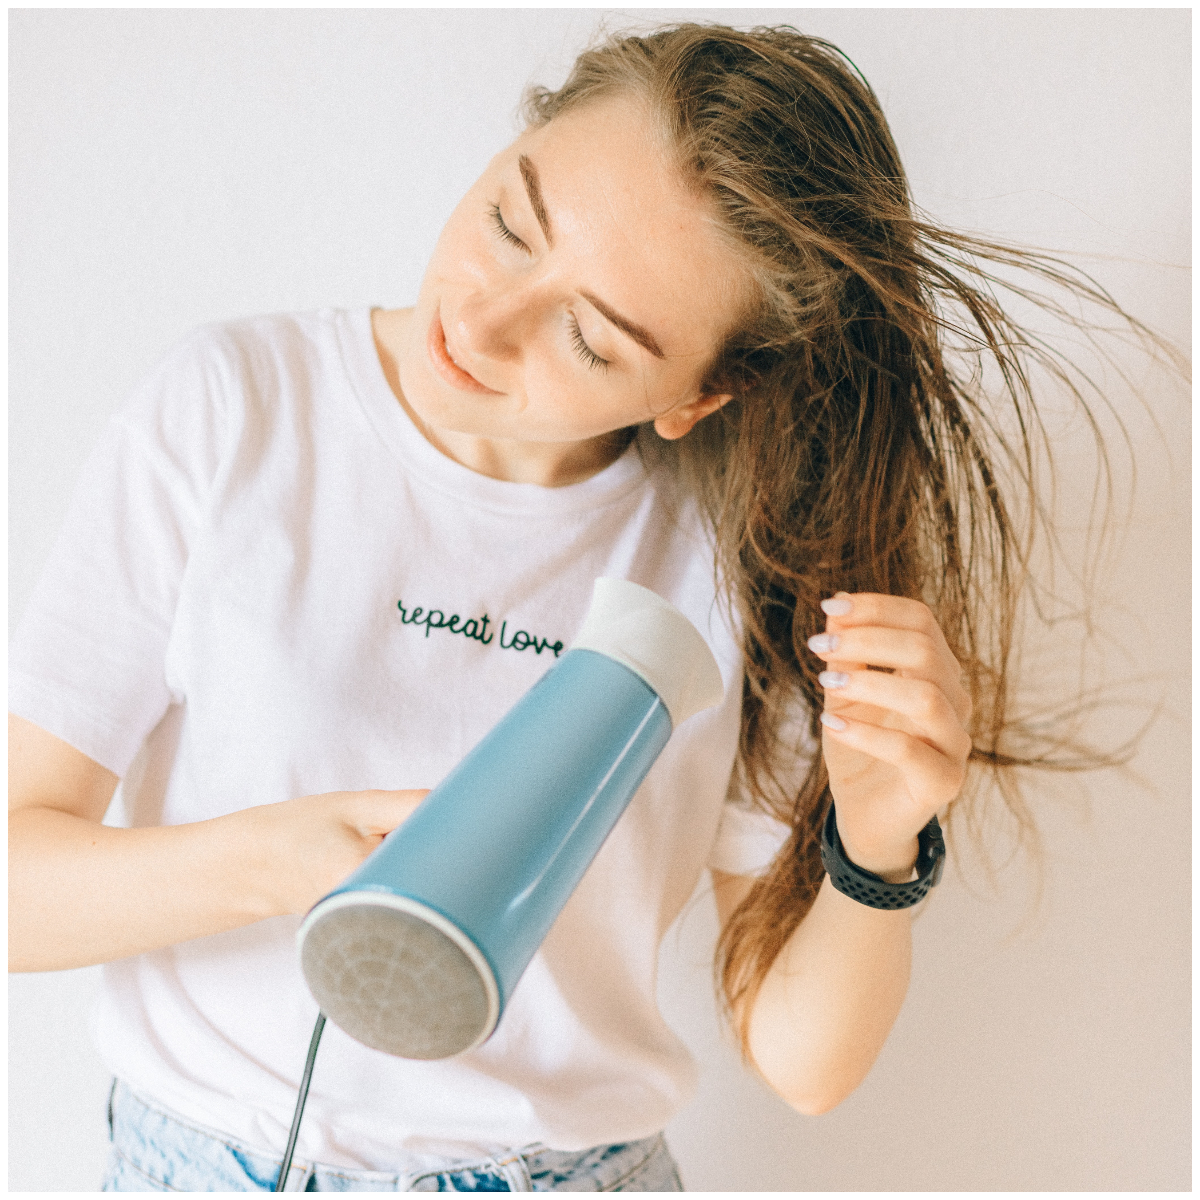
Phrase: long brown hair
[{"left": 523, "top": 23, "right": 1175, "bottom": 1050}]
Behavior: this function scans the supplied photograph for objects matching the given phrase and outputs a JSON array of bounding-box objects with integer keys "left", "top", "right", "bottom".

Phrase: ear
[{"left": 653, "top": 392, "right": 734, "bottom": 441}]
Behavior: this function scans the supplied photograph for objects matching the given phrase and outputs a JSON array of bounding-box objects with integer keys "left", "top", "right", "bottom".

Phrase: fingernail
[
  {"left": 807, "top": 633, "right": 840, "bottom": 654},
  {"left": 820, "top": 710, "right": 847, "bottom": 731},
  {"left": 818, "top": 670, "right": 849, "bottom": 689},
  {"left": 820, "top": 596, "right": 852, "bottom": 616}
]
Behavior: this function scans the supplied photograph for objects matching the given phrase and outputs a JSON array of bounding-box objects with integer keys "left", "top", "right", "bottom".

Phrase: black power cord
[{"left": 274, "top": 1012, "right": 326, "bottom": 1192}]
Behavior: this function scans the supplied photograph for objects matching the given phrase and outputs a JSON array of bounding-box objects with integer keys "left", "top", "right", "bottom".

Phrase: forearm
[
  {"left": 745, "top": 872, "right": 912, "bottom": 1115},
  {"left": 732, "top": 591, "right": 968, "bottom": 1115},
  {"left": 8, "top": 806, "right": 275, "bottom": 972}
]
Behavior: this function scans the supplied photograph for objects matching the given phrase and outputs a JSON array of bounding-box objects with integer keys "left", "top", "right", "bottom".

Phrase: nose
[{"left": 452, "top": 277, "right": 542, "bottom": 365}]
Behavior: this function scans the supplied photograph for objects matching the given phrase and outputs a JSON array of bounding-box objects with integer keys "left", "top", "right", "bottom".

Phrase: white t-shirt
[{"left": 10, "top": 308, "right": 793, "bottom": 1170}]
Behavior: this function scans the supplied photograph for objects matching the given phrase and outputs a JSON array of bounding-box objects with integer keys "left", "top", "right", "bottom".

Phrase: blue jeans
[{"left": 102, "top": 1080, "right": 684, "bottom": 1191}]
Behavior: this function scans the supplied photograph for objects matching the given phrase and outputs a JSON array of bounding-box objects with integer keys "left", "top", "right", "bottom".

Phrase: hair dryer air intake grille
[{"left": 299, "top": 896, "right": 496, "bottom": 1060}]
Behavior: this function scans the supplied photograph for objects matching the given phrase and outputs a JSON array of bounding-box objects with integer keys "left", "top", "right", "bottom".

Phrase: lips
[{"left": 427, "top": 312, "right": 500, "bottom": 394}]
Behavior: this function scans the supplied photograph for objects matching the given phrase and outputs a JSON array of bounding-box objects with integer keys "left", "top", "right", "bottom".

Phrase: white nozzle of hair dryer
[{"left": 568, "top": 578, "right": 724, "bottom": 727}]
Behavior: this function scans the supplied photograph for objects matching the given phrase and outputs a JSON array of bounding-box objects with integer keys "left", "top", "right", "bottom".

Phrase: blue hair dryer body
[{"left": 297, "top": 578, "right": 724, "bottom": 1060}]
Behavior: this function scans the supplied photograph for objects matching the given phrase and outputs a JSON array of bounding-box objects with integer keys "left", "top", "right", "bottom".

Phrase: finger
[
  {"left": 819, "top": 669, "right": 973, "bottom": 760},
  {"left": 808, "top": 625, "right": 945, "bottom": 675},
  {"left": 820, "top": 592, "right": 947, "bottom": 642},
  {"left": 818, "top": 595, "right": 866, "bottom": 675},
  {"left": 345, "top": 789, "right": 431, "bottom": 835},
  {"left": 818, "top": 713, "right": 967, "bottom": 806},
  {"left": 818, "top": 593, "right": 970, "bottom": 719},
  {"left": 823, "top": 653, "right": 868, "bottom": 676},
  {"left": 807, "top": 626, "right": 968, "bottom": 719}
]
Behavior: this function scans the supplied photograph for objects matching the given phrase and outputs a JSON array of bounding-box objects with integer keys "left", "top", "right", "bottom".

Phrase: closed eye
[
  {"left": 489, "top": 200, "right": 606, "bottom": 373},
  {"left": 568, "top": 314, "right": 609, "bottom": 372},
  {"left": 488, "top": 203, "right": 528, "bottom": 252}
]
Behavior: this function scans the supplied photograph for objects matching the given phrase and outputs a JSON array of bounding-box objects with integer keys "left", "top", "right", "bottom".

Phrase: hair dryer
[{"left": 296, "top": 577, "right": 724, "bottom": 1061}]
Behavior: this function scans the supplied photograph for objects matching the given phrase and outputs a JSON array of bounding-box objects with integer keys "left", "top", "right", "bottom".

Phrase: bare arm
[
  {"left": 712, "top": 866, "right": 912, "bottom": 1116},
  {"left": 715, "top": 591, "right": 971, "bottom": 1115},
  {"left": 8, "top": 714, "right": 426, "bottom": 972}
]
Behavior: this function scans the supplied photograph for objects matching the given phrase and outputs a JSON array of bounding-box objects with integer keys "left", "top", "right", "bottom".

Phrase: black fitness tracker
[{"left": 820, "top": 800, "right": 945, "bottom": 909}]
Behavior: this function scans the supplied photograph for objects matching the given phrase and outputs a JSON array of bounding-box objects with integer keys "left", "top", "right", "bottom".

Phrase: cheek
[
  {"left": 519, "top": 348, "right": 577, "bottom": 415},
  {"left": 510, "top": 356, "right": 597, "bottom": 430},
  {"left": 527, "top": 366, "right": 659, "bottom": 437}
]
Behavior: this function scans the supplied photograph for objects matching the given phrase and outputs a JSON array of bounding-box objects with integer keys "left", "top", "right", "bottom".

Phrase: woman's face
[{"left": 392, "top": 93, "right": 749, "bottom": 483}]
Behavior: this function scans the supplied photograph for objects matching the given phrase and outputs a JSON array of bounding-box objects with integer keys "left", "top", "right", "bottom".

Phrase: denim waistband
[{"left": 103, "top": 1079, "right": 683, "bottom": 1192}]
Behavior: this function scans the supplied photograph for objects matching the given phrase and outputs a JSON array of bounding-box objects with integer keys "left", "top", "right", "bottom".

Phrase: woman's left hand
[{"left": 806, "top": 592, "right": 972, "bottom": 880}]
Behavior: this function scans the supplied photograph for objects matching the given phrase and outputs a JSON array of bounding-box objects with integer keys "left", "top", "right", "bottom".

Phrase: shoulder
[
  {"left": 117, "top": 308, "right": 366, "bottom": 452},
  {"left": 145, "top": 308, "right": 353, "bottom": 396}
]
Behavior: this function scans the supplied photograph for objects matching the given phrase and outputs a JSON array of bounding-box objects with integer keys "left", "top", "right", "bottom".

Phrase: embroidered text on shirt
[{"left": 397, "top": 600, "right": 564, "bottom": 658}]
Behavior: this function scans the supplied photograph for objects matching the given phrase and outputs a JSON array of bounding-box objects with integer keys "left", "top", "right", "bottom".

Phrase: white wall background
[{"left": 9, "top": 8, "right": 1189, "bottom": 1192}]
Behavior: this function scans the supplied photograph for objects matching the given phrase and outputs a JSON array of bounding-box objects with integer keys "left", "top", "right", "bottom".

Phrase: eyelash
[
  {"left": 568, "top": 314, "right": 609, "bottom": 373},
  {"left": 487, "top": 203, "right": 527, "bottom": 251},
  {"left": 487, "top": 201, "right": 609, "bottom": 373}
]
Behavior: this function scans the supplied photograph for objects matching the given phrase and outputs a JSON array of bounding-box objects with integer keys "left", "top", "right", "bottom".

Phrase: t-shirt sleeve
[
  {"left": 706, "top": 700, "right": 819, "bottom": 877},
  {"left": 706, "top": 797, "right": 794, "bottom": 876},
  {"left": 9, "top": 330, "right": 230, "bottom": 776}
]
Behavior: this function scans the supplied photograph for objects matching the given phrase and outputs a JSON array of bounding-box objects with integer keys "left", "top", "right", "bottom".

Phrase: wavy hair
[{"left": 523, "top": 23, "right": 1175, "bottom": 1050}]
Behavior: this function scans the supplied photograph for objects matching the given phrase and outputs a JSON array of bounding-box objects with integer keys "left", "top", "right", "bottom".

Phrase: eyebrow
[
  {"left": 518, "top": 155, "right": 552, "bottom": 246},
  {"left": 579, "top": 290, "right": 665, "bottom": 360},
  {"left": 518, "top": 153, "right": 666, "bottom": 362}
]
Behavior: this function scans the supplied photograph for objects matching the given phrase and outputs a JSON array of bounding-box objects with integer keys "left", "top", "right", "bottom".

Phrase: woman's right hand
[
  {"left": 244, "top": 788, "right": 430, "bottom": 918},
  {"left": 9, "top": 713, "right": 429, "bottom": 971}
]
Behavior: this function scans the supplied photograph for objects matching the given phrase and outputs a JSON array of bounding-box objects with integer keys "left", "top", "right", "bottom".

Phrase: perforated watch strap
[{"left": 819, "top": 801, "right": 945, "bottom": 910}]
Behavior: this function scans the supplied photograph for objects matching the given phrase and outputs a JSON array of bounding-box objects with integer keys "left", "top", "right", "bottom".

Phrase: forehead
[{"left": 513, "top": 96, "right": 749, "bottom": 361}]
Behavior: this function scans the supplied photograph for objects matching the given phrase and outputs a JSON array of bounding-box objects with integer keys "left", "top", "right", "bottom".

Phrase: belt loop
[{"left": 493, "top": 1149, "right": 533, "bottom": 1192}]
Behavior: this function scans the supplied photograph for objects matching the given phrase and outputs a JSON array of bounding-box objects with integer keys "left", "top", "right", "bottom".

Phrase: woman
[{"left": 8, "top": 22, "right": 1152, "bottom": 1192}]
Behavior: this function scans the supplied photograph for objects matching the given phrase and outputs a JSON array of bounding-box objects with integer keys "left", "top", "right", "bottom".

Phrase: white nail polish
[
  {"left": 820, "top": 710, "right": 847, "bottom": 731},
  {"left": 818, "top": 671, "right": 849, "bottom": 688},
  {"left": 820, "top": 597, "right": 852, "bottom": 616},
  {"left": 807, "top": 633, "right": 839, "bottom": 654}
]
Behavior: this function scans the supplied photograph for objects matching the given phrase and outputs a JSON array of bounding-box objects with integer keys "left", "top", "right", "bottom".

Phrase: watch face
[{"left": 930, "top": 854, "right": 946, "bottom": 887}]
